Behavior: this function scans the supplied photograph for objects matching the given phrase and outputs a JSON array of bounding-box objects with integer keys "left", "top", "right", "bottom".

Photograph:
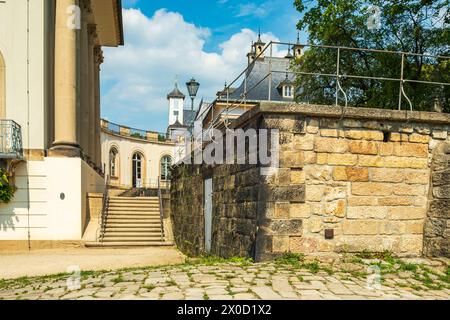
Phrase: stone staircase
[{"left": 86, "top": 196, "right": 172, "bottom": 247}]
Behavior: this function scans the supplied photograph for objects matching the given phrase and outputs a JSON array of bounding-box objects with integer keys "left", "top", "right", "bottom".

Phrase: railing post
[
  {"left": 398, "top": 53, "right": 405, "bottom": 110},
  {"left": 335, "top": 47, "right": 340, "bottom": 106},
  {"left": 268, "top": 42, "right": 273, "bottom": 101}
]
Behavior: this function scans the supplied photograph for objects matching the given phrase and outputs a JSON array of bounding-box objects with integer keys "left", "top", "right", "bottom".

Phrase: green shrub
[{"left": 0, "top": 169, "right": 15, "bottom": 203}]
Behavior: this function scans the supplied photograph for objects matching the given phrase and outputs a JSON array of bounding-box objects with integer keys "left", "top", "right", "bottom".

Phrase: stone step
[
  {"left": 103, "top": 232, "right": 162, "bottom": 237},
  {"left": 108, "top": 210, "right": 160, "bottom": 216},
  {"left": 107, "top": 215, "right": 161, "bottom": 220},
  {"left": 105, "top": 228, "right": 162, "bottom": 233},
  {"left": 108, "top": 203, "right": 160, "bottom": 208},
  {"left": 108, "top": 207, "right": 159, "bottom": 213},
  {"left": 109, "top": 196, "right": 159, "bottom": 201},
  {"left": 108, "top": 199, "right": 159, "bottom": 204},
  {"left": 106, "top": 223, "right": 162, "bottom": 227},
  {"left": 102, "top": 236, "right": 164, "bottom": 241},
  {"left": 85, "top": 241, "right": 173, "bottom": 247}
]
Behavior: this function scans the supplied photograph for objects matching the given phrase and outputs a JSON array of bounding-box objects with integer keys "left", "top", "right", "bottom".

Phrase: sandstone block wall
[{"left": 170, "top": 104, "right": 450, "bottom": 260}]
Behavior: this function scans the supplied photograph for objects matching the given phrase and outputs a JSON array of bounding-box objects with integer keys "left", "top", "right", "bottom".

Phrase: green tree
[{"left": 293, "top": 0, "right": 449, "bottom": 111}]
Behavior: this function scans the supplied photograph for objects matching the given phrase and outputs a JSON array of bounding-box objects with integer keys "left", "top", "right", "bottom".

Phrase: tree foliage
[
  {"left": 0, "top": 168, "right": 14, "bottom": 203},
  {"left": 293, "top": 0, "right": 449, "bottom": 111}
]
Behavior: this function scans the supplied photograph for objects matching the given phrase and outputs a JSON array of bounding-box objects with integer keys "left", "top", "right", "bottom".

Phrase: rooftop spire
[
  {"left": 257, "top": 28, "right": 262, "bottom": 43},
  {"left": 296, "top": 31, "right": 300, "bottom": 44}
]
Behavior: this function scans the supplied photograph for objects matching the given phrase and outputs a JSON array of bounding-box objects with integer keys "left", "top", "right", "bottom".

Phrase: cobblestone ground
[{"left": 1, "top": 257, "right": 449, "bottom": 300}]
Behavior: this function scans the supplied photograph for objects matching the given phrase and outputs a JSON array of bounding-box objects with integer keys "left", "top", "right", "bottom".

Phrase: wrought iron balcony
[{"left": 0, "top": 120, "right": 23, "bottom": 159}]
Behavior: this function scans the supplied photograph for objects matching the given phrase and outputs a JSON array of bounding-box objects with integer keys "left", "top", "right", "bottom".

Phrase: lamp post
[{"left": 186, "top": 77, "right": 200, "bottom": 111}]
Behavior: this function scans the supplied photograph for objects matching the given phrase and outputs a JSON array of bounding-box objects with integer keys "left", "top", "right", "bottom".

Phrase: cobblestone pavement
[{"left": 1, "top": 257, "right": 449, "bottom": 300}]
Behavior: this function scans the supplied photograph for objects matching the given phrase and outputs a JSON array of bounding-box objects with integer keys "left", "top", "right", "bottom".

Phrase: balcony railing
[
  {"left": 0, "top": 120, "right": 23, "bottom": 159},
  {"left": 100, "top": 119, "right": 172, "bottom": 143}
]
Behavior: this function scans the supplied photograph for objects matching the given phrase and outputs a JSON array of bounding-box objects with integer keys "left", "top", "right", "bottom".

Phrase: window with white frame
[
  {"left": 283, "top": 85, "right": 294, "bottom": 98},
  {"left": 160, "top": 155, "right": 172, "bottom": 180}
]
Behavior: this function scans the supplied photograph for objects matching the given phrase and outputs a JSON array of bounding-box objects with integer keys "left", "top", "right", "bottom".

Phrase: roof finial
[
  {"left": 257, "top": 28, "right": 262, "bottom": 42},
  {"left": 175, "top": 74, "right": 179, "bottom": 88},
  {"left": 296, "top": 31, "right": 300, "bottom": 44}
]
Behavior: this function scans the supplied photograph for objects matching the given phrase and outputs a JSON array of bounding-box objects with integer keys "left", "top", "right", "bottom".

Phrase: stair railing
[
  {"left": 98, "top": 174, "right": 110, "bottom": 242},
  {"left": 157, "top": 177, "right": 165, "bottom": 242}
]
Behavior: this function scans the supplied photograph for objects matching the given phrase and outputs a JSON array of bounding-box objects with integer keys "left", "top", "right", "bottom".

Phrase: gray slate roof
[
  {"left": 167, "top": 83, "right": 185, "bottom": 99},
  {"left": 224, "top": 57, "right": 295, "bottom": 102},
  {"left": 183, "top": 109, "right": 197, "bottom": 127}
]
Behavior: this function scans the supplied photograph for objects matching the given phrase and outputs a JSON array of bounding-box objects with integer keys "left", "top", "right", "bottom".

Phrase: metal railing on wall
[
  {"left": 193, "top": 41, "right": 449, "bottom": 138},
  {"left": 101, "top": 119, "right": 171, "bottom": 143},
  {"left": 0, "top": 119, "right": 23, "bottom": 159}
]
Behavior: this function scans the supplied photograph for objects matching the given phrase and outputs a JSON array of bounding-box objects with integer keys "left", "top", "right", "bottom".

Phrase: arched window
[
  {"left": 0, "top": 51, "right": 5, "bottom": 118},
  {"left": 109, "top": 147, "right": 118, "bottom": 177},
  {"left": 160, "top": 155, "right": 172, "bottom": 181}
]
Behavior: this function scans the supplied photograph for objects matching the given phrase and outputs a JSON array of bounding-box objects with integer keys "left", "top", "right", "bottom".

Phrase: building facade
[{"left": 0, "top": 0, "right": 123, "bottom": 249}]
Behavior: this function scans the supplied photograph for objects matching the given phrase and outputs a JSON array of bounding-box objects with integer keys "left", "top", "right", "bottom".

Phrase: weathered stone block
[
  {"left": 345, "top": 130, "right": 384, "bottom": 141},
  {"left": 370, "top": 168, "right": 404, "bottom": 182},
  {"left": 343, "top": 220, "right": 379, "bottom": 235},
  {"left": 432, "top": 170, "right": 450, "bottom": 187},
  {"left": 383, "top": 156, "right": 428, "bottom": 169},
  {"left": 393, "top": 184, "right": 426, "bottom": 196},
  {"left": 305, "top": 185, "right": 326, "bottom": 202},
  {"left": 290, "top": 203, "right": 311, "bottom": 218},
  {"left": 314, "top": 137, "right": 348, "bottom": 153},
  {"left": 280, "top": 151, "right": 304, "bottom": 168},
  {"left": 388, "top": 207, "right": 426, "bottom": 220},
  {"left": 400, "top": 235, "right": 423, "bottom": 253},
  {"left": 432, "top": 186, "right": 450, "bottom": 199},
  {"left": 352, "top": 182, "right": 393, "bottom": 196},
  {"left": 308, "top": 217, "right": 322, "bottom": 233},
  {"left": 289, "top": 236, "right": 317, "bottom": 253},
  {"left": 348, "top": 197, "right": 377, "bottom": 206},
  {"left": 379, "top": 142, "right": 394, "bottom": 156},
  {"left": 324, "top": 153, "right": 358, "bottom": 166},
  {"left": 272, "top": 235, "right": 290, "bottom": 252},
  {"left": 294, "top": 134, "right": 314, "bottom": 151},
  {"left": 259, "top": 185, "right": 305, "bottom": 202},
  {"left": 377, "top": 197, "right": 413, "bottom": 206},
  {"left": 394, "top": 143, "right": 428, "bottom": 158},
  {"left": 347, "top": 206, "right": 388, "bottom": 219},
  {"left": 325, "top": 199, "right": 346, "bottom": 217},
  {"left": 405, "top": 170, "right": 429, "bottom": 184},
  {"left": 379, "top": 221, "right": 406, "bottom": 234},
  {"left": 405, "top": 221, "right": 424, "bottom": 234},
  {"left": 274, "top": 202, "right": 290, "bottom": 219},
  {"left": 348, "top": 140, "right": 378, "bottom": 155},
  {"left": 390, "top": 132, "right": 409, "bottom": 142},
  {"left": 266, "top": 219, "right": 302, "bottom": 235},
  {"left": 432, "top": 130, "right": 448, "bottom": 140},
  {"left": 428, "top": 199, "right": 450, "bottom": 218},
  {"left": 333, "top": 166, "right": 369, "bottom": 181},
  {"left": 409, "top": 133, "right": 430, "bottom": 143},
  {"left": 358, "top": 155, "right": 384, "bottom": 167},
  {"left": 290, "top": 169, "right": 305, "bottom": 184}
]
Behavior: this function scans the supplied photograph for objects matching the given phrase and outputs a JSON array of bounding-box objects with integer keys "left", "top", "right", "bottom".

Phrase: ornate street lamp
[{"left": 186, "top": 77, "right": 200, "bottom": 111}]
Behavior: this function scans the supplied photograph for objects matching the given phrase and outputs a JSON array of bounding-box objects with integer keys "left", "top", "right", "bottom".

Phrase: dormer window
[{"left": 283, "top": 85, "right": 294, "bottom": 98}]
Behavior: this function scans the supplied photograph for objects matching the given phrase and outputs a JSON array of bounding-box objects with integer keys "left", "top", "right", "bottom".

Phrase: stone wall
[
  {"left": 170, "top": 103, "right": 450, "bottom": 260},
  {"left": 424, "top": 141, "right": 450, "bottom": 256}
]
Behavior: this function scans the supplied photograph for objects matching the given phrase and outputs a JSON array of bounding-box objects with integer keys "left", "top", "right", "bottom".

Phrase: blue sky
[{"left": 101, "top": 0, "right": 305, "bottom": 132}]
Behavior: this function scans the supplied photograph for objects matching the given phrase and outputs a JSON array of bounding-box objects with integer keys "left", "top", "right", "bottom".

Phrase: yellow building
[{"left": 0, "top": 0, "right": 123, "bottom": 249}]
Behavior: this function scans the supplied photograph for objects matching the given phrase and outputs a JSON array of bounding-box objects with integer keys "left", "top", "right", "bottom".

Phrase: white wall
[
  {"left": 0, "top": 0, "right": 47, "bottom": 149},
  {"left": 0, "top": 157, "right": 104, "bottom": 241},
  {"left": 168, "top": 97, "right": 184, "bottom": 126},
  {"left": 101, "top": 131, "right": 175, "bottom": 188}
]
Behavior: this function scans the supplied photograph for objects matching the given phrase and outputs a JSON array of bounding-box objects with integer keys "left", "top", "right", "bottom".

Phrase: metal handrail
[
  {"left": 157, "top": 177, "right": 165, "bottom": 242},
  {"left": 98, "top": 174, "right": 110, "bottom": 242},
  {"left": 198, "top": 40, "right": 450, "bottom": 135}
]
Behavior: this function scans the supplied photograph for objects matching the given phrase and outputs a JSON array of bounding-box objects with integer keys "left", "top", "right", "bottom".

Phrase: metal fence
[
  {"left": 0, "top": 119, "right": 23, "bottom": 159},
  {"left": 103, "top": 119, "right": 171, "bottom": 142},
  {"left": 198, "top": 41, "right": 450, "bottom": 134}
]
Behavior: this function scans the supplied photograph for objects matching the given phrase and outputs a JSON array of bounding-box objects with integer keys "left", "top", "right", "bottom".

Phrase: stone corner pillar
[{"left": 49, "top": 0, "right": 81, "bottom": 158}]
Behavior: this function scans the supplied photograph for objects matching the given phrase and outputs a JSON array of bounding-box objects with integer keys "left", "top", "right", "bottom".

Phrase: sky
[{"left": 100, "top": 0, "right": 305, "bottom": 132}]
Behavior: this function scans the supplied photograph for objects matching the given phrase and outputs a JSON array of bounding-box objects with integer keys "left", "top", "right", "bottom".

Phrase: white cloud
[
  {"left": 101, "top": 8, "right": 282, "bottom": 131},
  {"left": 236, "top": 2, "right": 271, "bottom": 18}
]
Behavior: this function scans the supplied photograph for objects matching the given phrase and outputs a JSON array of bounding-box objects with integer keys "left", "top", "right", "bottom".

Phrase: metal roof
[
  {"left": 226, "top": 56, "right": 296, "bottom": 102},
  {"left": 167, "top": 83, "right": 186, "bottom": 99}
]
